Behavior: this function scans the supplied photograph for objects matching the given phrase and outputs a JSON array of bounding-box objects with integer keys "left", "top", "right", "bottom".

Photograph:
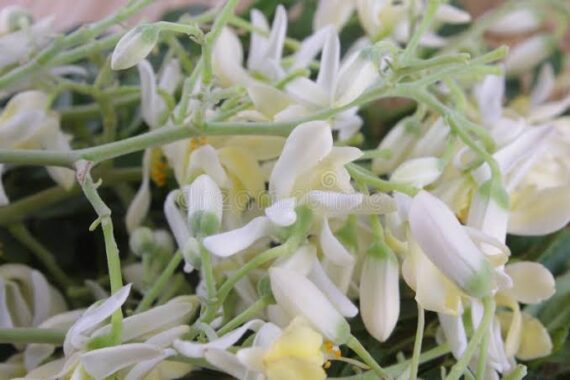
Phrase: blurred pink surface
[{"left": 0, "top": 0, "right": 235, "bottom": 31}]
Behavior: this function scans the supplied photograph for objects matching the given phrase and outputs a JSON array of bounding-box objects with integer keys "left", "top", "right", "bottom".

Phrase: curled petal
[
  {"left": 203, "top": 217, "right": 272, "bottom": 257},
  {"left": 505, "top": 262, "right": 555, "bottom": 304}
]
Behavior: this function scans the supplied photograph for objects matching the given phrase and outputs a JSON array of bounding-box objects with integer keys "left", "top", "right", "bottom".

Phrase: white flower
[
  {"left": 0, "top": 264, "right": 66, "bottom": 330},
  {"left": 30, "top": 285, "right": 196, "bottom": 380},
  {"left": 408, "top": 191, "right": 495, "bottom": 298},
  {"left": 269, "top": 267, "right": 351, "bottom": 344},
  {"left": 0, "top": 91, "right": 75, "bottom": 204},
  {"left": 359, "top": 244, "right": 400, "bottom": 342},
  {"left": 390, "top": 157, "right": 443, "bottom": 188},
  {"left": 0, "top": 13, "right": 52, "bottom": 70},
  {"left": 486, "top": 8, "right": 540, "bottom": 36}
]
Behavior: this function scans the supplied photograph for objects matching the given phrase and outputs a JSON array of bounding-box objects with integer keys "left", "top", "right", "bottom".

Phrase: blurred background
[{"left": 0, "top": 0, "right": 503, "bottom": 31}]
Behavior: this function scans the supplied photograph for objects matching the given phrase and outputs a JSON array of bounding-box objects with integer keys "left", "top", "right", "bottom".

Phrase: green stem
[
  {"left": 347, "top": 335, "right": 391, "bottom": 379},
  {"left": 446, "top": 297, "right": 496, "bottom": 380},
  {"left": 0, "top": 167, "right": 141, "bottom": 226},
  {"left": 202, "top": 0, "right": 240, "bottom": 85},
  {"left": 503, "top": 365, "right": 527, "bottom": 380},
  {"left": 217, "top": 296, "right": 271, "bottom": 336},
  {"left": 8, "top": 224, "right": 73, "bottom": 289},
  {"left": 346, "top": 163, "right": 419, "bottom": 196},
  {"left": 476, "top": 317, "right": 490, "bottom": 380},
  {"left": 135, "top": 251, "right": 183, "bottom": 313},
  {"left": 79, "top": 172, "right": 124, "bottom": 345},
  {"left": 200, "top": 242, "right": 218, "bottom": 312},
  {"left": 0, "top": 328, "right": 66, "bottom": 345},
  {"left": 409, "top": 304, "right": 425, "bottom": 380},
  {"left": 400, "top": 0, "right": 441, "bottom": 62}
]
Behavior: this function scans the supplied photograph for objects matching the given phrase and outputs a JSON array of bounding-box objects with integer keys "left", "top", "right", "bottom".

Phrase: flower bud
[
  {"left": 111, "top": 25, "right": 160, "bottom": 70},
  {"left": 0, "top": 6, "right": 32, "bottom": 34},
  {"left": 269, "top": 267, "right": 350, "bottom": 344},
  {"left": 359, "top": 243, "right": 400, "bottom": 342},
  {"left": 409, "top": 191, "right": 495, "bottom": 298},
  {"left": 129, "top": 227, "right": 155, "bottom": 256},
  {"left": 184, "top": 174, "right": 223, "bottom": 237},
  {"left": 153, "top": 229, "right": 175, "bottom": 256}
]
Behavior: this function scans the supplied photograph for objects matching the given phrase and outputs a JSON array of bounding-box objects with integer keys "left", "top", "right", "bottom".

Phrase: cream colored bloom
[{"left": 0, "top": 91, "right": 75, "bottom": 205}]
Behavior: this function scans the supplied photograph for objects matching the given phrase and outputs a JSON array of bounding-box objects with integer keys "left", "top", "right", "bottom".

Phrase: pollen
[
  {"left": 150, "top": 148, "right": 168, "bottom": 187},
  {"left": 189, "top": 136, "right": 208, "bottom": 151},
  {"left": 324, "top": 341, "right": 341, "bottom": 358}
]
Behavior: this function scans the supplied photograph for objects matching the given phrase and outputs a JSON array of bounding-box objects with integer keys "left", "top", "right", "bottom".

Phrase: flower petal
[
  {"left": 81, "top": 343, "right": 163, "bottom": 379},
  {"left": 269, "top": 267, "right": 350, "bottom": 344},
  {"left": 174, "top": 319, "right": 264, "bottom": 358},
  {"left": 319, "top": 217, "right": 354, "bottom": 266},
  {"left": 505, "top": 262, "right": 555, "bottom": 304},
  {"left": 269, "top": 121, "right": 333, "bottom": 199},
  {"left": 309, "top": 258, "right": 358, "bottom": 317},
  {"left": 126, "top": 149, "right": 152, "bottom": 233},
  {"left": 509, "top": 185, "right": 570, "bottom": 236},
  {"left": 203, "top": 216, "right": 272, "bottom": 257},
  {"left": 266, "top": 197, "right": 297, "bottom": 226}
]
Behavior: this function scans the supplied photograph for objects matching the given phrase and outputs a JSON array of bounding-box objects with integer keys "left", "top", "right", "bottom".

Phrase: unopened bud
[
  {"left": 111, "top": 25, "right": 160, "bottom": 70},
  {"left": 129, "top": 227, "right": 155, "bottom": 256}
]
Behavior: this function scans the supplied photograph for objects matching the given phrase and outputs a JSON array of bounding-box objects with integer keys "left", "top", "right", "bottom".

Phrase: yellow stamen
[{"left": 150, "top": 148, "right": 168, "bottom": 187}]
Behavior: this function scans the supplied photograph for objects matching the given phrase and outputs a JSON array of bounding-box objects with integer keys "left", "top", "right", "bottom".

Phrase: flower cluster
[{"left": 0, "top": 0, "right": 569, "bottom": 379}]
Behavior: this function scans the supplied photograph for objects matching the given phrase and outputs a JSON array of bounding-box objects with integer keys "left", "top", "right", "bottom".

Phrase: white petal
[
  {"left": 269, "top": 267, "right": 350, "bottom": 344},
  {"left": 313, "top": 0, "right": 356, "bottom": 31},
  {"left": 474, "top": 74, "right": 504, "bottom": 127},
  {"left": 309, "top": 258, "right": 358, "bottom": 317},
  {"left": 203, "top": 216, "right": 272, "bottom": 257},
  {"left": 269, "top": 121, "right": 333, "bottom": 199},
  {"left": 164, "top": 191, "right": 191, "bottom": 249},
  {"left": 29, "top": 270, "right": 51, "bottom": 326},
  {"left": 390, "top": 157, "right": 443, "bottom": 188},
  {"left": 292, "top": 27, "right": 330, "bottom": 70},
  {"left": 247, "top": 83, "right": 290, "bottom": 118},
  {"left": 436, "top": 4, "right": 471, "bottom": 24},
  {"left": 438, "top": 313, "right": 467, "bottom": 359},
  {"left": 286, "top": 77, "right": 330, "bottom": 107},
  {"left": 64, "top": 284, "right": 131, "bottom": 354},
  {"left": 205, "top": 349, "right": 247, "bottom": 379},
  {"left": 275, "top": 244, "right": 316, "bottom": 276},
  {"left": 236, "top": 347, "right": 266, "bottom": 373},
  {"left": 528, "top": 96, "right": 570, "bottom": 124},
  {"left": 411, "top": 118, "right": 450, "bottom": 158},
  {"left": 409, "top": 191, "right": 494, "bottom": 298},
  {"left": 487, "top": 9, "right": 540, "bottom": 35},
  {"left": 93, "top": 301, "right": 194, "bottom": 343},
  {"left": 303, "top": 190, "right": 363, "bottom": 216},
  {"left": 124, "top": 351, "right": 173, "bottom": 380},
  {"left": 509, "top": 185, "right": 570, "bottom": 235},
  {"left": 335, "top": 51, "right": 377, "bottom": 106},
  {"left": 531, "top": 64, "right": 555, "bottom": 106},
  {"left": 137, "top": 60, "right": 161, "bottom": 128},
  {"left": 265, "top": 197, "right": 297, "bottom": 226},
  {"left": 319, "top": 217, "right": 354, "bottom": 266},
  {"left": 174, "top": 319, "right": 264, "bottom": 358},
  {"left": 111, "top": 25, "right": 159, "bottom": 70},
  {"left": 316, "top": 28, "right": 340, "bottom": 99},
  {"left": 505, "top": 262, "right": 555, "bottom": 304},
  {"left": 212, "top": 27, "right": 250, "bottom": 87},
  {"left": 126, "top": 149, "right": 152, "bottom": 233},
  {"left": 505, "top": 35, "right": 553, "bottom": 75},
  {"left": 81, "top": 343, "right": 163, "bottom": 380},
  {"left": 359, "top": 251, "right": 399, "bottom": 342},
  {"left": 187, "top": 145, "right": 229, "bottom": 188}
]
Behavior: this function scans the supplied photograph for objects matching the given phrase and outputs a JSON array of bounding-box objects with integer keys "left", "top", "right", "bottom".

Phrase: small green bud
[{"left": 129, "top": 227, "right": 154, "bottom": 256}]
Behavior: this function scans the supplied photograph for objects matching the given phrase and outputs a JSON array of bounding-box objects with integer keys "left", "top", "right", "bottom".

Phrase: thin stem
[
  {"left": 135, "top": 251, "right": 184, "bottom": 313},
  {"left": 400, "top": 0, "right": 441, "bottom": 62},
  {"left": 0, "top": 167, "right": 141, "bottom": 226},
  {"left": 202, "top": 0, "right": 240, "bottom": 85},
  {"left": 476, "top": 319, "right": 490, "bottom": 380},
  {"left": 446, "top": 297, "right": 496, "bottom": 380},
  {"left": 200, "top": 242, "right": 217, "bottom": 312},
  {"left": 347, "top": 335, "right": 391, "bottom": 379},
  {"left": 346, "top": 163, "right": 419, "bottom": 196},
  {"left": 217, "top": 296, "right": 271, "bottom": 336},
  {"left": 8, "top": 224, "right": 73, "bottom": 289},
  {"left": 0, "top": 328, "right": 66, "bottom": 345},
  {"left": 409, "top": 304, "right": 425, "bottom": 380},
  {"left": 79, "top": 172, "right": 124, "bottom": 345}
]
